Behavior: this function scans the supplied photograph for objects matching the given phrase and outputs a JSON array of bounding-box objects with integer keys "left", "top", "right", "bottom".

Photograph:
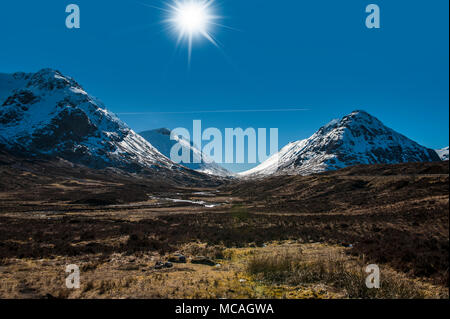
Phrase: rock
[
  {"left": 168, "top": 253, "right": 186, "bottom": 263},
  {"left": 191, "top": 256, "right": 216, "bottom": 266},
  {"left": 155, "top": 261, "right": 174, "bottom": 269},
  {"left": 154, "top": 261, "right": 164, "bottom": 270},
  {"left": 164, "top": 262, "right": 173, "bottom": 268}
]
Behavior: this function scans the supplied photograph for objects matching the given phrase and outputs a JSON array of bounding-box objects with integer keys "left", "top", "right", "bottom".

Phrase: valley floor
[
  {"left": 0, "top": 161, "right": 448, "bottom": 299},
  {"left": 1, "top": 240, "right": 447, "bottom": 299}
]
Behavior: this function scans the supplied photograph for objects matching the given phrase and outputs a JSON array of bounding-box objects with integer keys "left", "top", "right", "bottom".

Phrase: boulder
[
  {"left": 191, "top": 256, "right": 216, "bottom": 266},
  {"left": 168, "top": 253, "right": 186, "bottom": 263},
  {"left": 155, "top": 261, "right": 174, "bottom": 269},
  {"left": 154, "top": 261, "right": 164, "bottom": 270}
]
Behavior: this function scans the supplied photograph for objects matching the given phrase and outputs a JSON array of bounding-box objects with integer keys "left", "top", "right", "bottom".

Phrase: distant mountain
[
  {"left": 436, "top": 147, "right": 449, "bottom": 161},
  {"left": 240, "top": 110, "right": 441, "bottom": 177},
  {"left": 0, "top": 69, "right": 199, "bottom": 178},
  {"left": 140, "top": 128, "right": 232, "bottom": 177}
]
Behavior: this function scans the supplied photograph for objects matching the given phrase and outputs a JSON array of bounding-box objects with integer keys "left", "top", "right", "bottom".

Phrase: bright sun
[
  {"left": 166, "top": 0, "right": 220, "bottom": 61},
  {"left": 173, "top": 1, "right": 210, "bottom": 34}
]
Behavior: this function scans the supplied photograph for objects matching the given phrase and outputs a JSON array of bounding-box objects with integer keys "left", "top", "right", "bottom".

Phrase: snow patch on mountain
[{"left": 436, "top": 146, "right": 449, "bottom": 161}]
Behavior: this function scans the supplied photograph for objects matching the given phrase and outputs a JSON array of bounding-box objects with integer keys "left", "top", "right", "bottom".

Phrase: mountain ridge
[
  {"left": 140, "top": 128, "right": 232, "bottom": 177},
  {"left": 0, "top": 69, "right": 201, "bottom": 180},
  {"left": 239, "top": 110, "right": 441, "bottom": 178}
]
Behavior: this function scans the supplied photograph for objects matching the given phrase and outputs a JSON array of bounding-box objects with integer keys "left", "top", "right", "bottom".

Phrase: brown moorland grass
[
  {"left": 1, "top": 242, "right": 445, "bottom": 299},
  {"left": 246, "top": 248, "right": 429, "bottom": 299},
  {"left": 0, "top": 160, "right": 448, "bottom": 297}
]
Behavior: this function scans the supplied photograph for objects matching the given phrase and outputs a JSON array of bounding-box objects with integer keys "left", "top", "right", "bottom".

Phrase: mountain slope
[
  {"left": 240, "top": 110, "right": 441, "bottom": 177},
  {"left": 0, "top": 69, "right": 194, "bottom": 175},
  {"left": 436, "top": 147, "right": 449, "bottom": 161},
  {"left": 140, "top": 128, "right": 232, "bottom": 177}
]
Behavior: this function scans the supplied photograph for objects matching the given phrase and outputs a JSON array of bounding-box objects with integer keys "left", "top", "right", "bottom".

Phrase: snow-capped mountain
[
  {"left": 140, "top": 128, "right": 232, "bottom": 177},
  {"left": 0, "top": 69, "right": 185, "bottom": 173},
  {"left": 240, "top": 110, "right": 441, "bottom": 177},
  {"left": 436, "top": 147, "right": 449, "bottom": 161}
]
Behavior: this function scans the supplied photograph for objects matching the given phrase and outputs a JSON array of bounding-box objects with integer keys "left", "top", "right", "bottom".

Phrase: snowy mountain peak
[
  {"left": 140, "top": 128, "right": 232, "bottom": 177},
  {"left": 26, "top": 68, "right": 83, "bottom": 92},
  {"left": 343, "top": 109, "right": 382, "bottom": 125},
  {"left": 239, "top": 110, "right": 441, "bottom": 177},
  {"left": 325, "top": 110, "right": 384, "bottom": 133},
  {"left": 0, "top": 69, "right": 181, "bottom": 173},
  {"left": 348, "top": 109, "right": 376, "bottom": 118}
]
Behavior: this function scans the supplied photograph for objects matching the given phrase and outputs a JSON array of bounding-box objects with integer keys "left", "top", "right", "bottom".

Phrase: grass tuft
[{"left": 246, "top": 249, "right": 427, "bottom": 299}]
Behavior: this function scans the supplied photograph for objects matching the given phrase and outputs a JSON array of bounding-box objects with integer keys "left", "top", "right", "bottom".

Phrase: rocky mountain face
[
  {"left": 0, "top": 69, "right": 196, "bottom": 176},
  {"left": 436, "top": 147, "right": 449, "bottom": 161},
  {"left": 240, "top": 110, "right": 441, "bottom": 177},
  {"left": 140, "top": 128, "right": 232, "bottom": 177}
]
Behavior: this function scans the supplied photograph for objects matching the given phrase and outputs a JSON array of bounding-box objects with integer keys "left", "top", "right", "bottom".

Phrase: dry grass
[
  {"left": 0, "top": 242, "right": 446, "bottom": 299},
  {"left": 246, "top": 247, "right": 440, "bottom": 299},
  {"left": 179, "top": 243, "right": 226, "bottom": 260},
  {"left": 0, "top": 161, "right": 448, "bottom": 298}
]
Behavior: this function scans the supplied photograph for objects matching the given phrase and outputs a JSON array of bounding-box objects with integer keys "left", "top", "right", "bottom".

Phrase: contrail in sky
[{"left": 116, "top": 108, "right": 310, "bottom": 115}]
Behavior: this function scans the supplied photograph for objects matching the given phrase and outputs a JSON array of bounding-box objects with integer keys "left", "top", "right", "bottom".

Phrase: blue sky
[{"left": 0, "top": 0, "right": 448, "bottom": 172}]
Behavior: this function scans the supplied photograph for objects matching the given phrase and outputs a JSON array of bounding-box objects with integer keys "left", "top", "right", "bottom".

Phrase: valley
[
  {"left": 0, "top": 157, "right": 448, "bottom": 299},
  {"left": 0, "top": 69, "right": 448, "bottom": 299}
]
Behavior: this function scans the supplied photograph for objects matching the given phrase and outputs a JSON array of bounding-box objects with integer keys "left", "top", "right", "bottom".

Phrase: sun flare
[
  {"left": 173, "top": 1, "right": 210, "bottom": 34},
  {"left": 166, "top": 0, "right": 220, "bottom": 62}
]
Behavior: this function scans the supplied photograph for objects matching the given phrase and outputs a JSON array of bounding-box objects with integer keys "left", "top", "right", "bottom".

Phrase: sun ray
[
  {"left": 135, "top": 1, "right": 172, "bottom": 13},
  {"left": 210, "top": 22, "right": 240, "bottom": 32},
  {"left": 200, "top": 30, "right": 218, "bottom": 47}
]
